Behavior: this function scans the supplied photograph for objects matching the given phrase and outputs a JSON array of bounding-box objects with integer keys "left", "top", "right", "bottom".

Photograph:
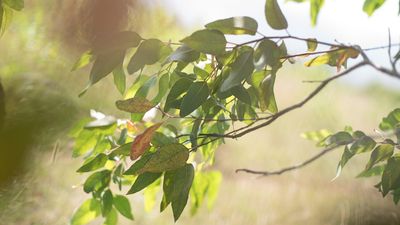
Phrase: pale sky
[{"left": 155, "top": 0, "right": 400, "bottom": 87}]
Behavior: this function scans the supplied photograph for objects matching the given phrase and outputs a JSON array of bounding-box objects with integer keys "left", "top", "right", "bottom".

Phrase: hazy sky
[{"left": 156, "top": 0, "right": 400, "bottom": 87}]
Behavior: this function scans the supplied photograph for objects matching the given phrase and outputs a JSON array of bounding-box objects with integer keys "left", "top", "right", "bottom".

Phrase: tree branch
[{"left": 235, "top": 144, "right": 342, "bottom": 176}]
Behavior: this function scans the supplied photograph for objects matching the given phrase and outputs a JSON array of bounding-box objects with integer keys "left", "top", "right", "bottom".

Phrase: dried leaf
[{"left": 131, "top": 122, "right": 163, "bottom": 160}]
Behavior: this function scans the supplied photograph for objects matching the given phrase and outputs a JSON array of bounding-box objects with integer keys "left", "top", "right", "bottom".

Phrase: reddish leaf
[{"left": 131, "top": 122, "right": 163, "bottom": 160}]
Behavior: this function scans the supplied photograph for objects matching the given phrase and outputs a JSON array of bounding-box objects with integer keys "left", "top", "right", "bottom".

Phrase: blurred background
[{"left": 0, "top": 0, "right": 399, "bottom": 224}]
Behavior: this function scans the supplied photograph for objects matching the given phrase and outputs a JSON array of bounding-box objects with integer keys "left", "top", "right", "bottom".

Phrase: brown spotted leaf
[
  {"left": 115, "top": 97, "right": 155, "bottom": 113},
  {"left": 130, "top": 122, "right": 163, "bottom": 160},
  {"left": 124, "top": 143, "right": 189, "bottom": 175}
]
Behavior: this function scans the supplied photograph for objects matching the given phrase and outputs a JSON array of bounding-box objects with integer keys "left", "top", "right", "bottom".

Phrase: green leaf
[
  {"left": 260, "top": 73, "right": 278, "bottom": 113},
  {"left": 135, "top": 76, "right": 157, "bottom": 99},
  {"left": 77, "top": 154, "right": 108, "bottom": 173},
  {"left": 254, "top": 39, "right": 281, "bottom": 69},
  {"left": 109, "top": 142, "right": 132, "bottom": 159},
  {"left": 310, "top": 0, "right": 324, "bottom": 26},
  {"left": 180, "top": 82, "right": 210, "bottom": 117},
  {"left": 127, "top": 39, "right": 165, "bottom": 74},
  {"left": 357, "top": 165, "right": 385, "bottom": 178},
  {"left": 164, "top": 78, "right": 193, "bottom": 112},
  {"left": 181, "top": 29, "right": 227, "bottom": 55},
  {"left": 103, "top": 208, "right": 118, "bottom": 225},
  {"left": 124, "top": 143, "right": 189, "bottom": 175},
  {"left": 306, "top": 38, "right": 318, "bottom": 52},
  {"left": 113, "top": 65, "right": 126, "bottom": 95},
  {"left": 220, "top": 48, "right": 254, "bottom": 92},
  {"left": 350, "top": 132, "right": 376, "bottom": 154},
  {"left": 101, "top": 190, "right": 113, "bottom": 216},
  {"left": 127, "top": 172, "right": 162, "bottom": 194},
  {"left": 113, "top": 195, "right": 134, "bottom": 220},
  {"left": 90, "top": 50, "right": 125, "bottom": 86},
  {"left": 72, "top": 50, "right": 94, "bottom": 71},
  {"left": 363, "top": 0, "right": 386, "bottom": 16},
  {"left": 71, "top": 198, "right": 101, "bottom": 225},
  {"left": 305, "top": 48, "right": 359, "bottom": 71},
  {"left": 205, "top": 16, "right": 258, "bottom": 35},
  {"left": 72, "top": 130, "right": 99, "bottom": 157},
  {"left": 165, "top": 45, "right": 200, "bottom": 63},
  {"left": 265, "top": 0, "right": 288, "bottom": 30},
  {"left": 365, "top": 144, "right": 394, "bottom": 171},
  {"left": 115, "top": 97, "right": 155, "bottom": 113},
  {"left": 162, "top": 164, "right": 195, "bottom": 221},
  {"left": 379, "top": 108, "right": 400, "bottom": 131},
  {"left": 231, "top": 86, "right": 251, "bottom": 105},
  {"left": 382, "top": 156, "right": 400, "bottom": 196},
  {"left": 83, "top": 170, "right": 111, "bottom": 193},
  {"left": 325, "top": 131, "right": 353, "bottom": 146},
  {"left": 151, "top": 73, "right": 170, "bottom": 104},
  {"left": 333, "top": 146, "right": 354, "bottom": 180}
]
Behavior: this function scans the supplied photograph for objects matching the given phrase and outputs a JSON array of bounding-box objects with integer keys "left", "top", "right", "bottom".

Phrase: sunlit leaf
[
  {"left": 325, "top": 131, "right": 353, "bottom": 146},
  {"left": 181, "top": 29, "right": 227, "bottom": 55},
  {"left": 357, "top": 164, "right": 385, "bottom": 178},
  {"left": 127, "top": 172, "right": 162, "bottom": 194},
  {"left": 310, "top": 0, "right": 324, "bottom": 26},
  {"left": 70, "top": 198, "right": 101, "bottom": 225},
  {"left": 305, "top": 48, "right": 359, "bottom": 71},
  {"left": 363, "top": 0, "right": 386, "bottom": 16},
  {"left": 365, "top": 144, "right": 394, "bottom": 171},
  {"left": 301, "top": 129, "right": 331, "bottom": 145},
  {"left": 205, "top": 16, "right": 258, "bottom": 35},
  {"left": 350, "top": 131, "right": 376, "bottom": 154},
  {"left": 265, "top": 0, "right": 288, "bottom": 30},
  {"left": 124, "top": 143, "right": 189, "bottom": 175},
  {"left": 379, "top": 108, "right": 400, "bottom": 131},
  {"left": 72, "top": 50, "right": 94, "bottom": 71},
  {"left": 77, "top": 153, "right": 108, "bottom": 173},
  {"left": 115, "top": 97, "right": 155, "bottom": 113},
  {"left": 103, "top": 208, "right": 118, "bottom": 225},
  {"left": 131, "top": 123, "right": 163, "bottom": 160},
  {"left": 90, "top": 50, "right": 125, "bottom": 86},
  {"left": 333, "top": 146, "right": 354, "bottom": 180},
  {"left": 113, "top": 195, "right": 134, "bottom": 220},
  {"left": 83, "top": 170, "right": 111, "bottom": 193}
]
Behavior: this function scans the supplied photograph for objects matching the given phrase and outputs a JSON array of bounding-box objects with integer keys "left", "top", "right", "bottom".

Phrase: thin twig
[{"left": 235, "top": 145, "right": 341, "bottom": 176}]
